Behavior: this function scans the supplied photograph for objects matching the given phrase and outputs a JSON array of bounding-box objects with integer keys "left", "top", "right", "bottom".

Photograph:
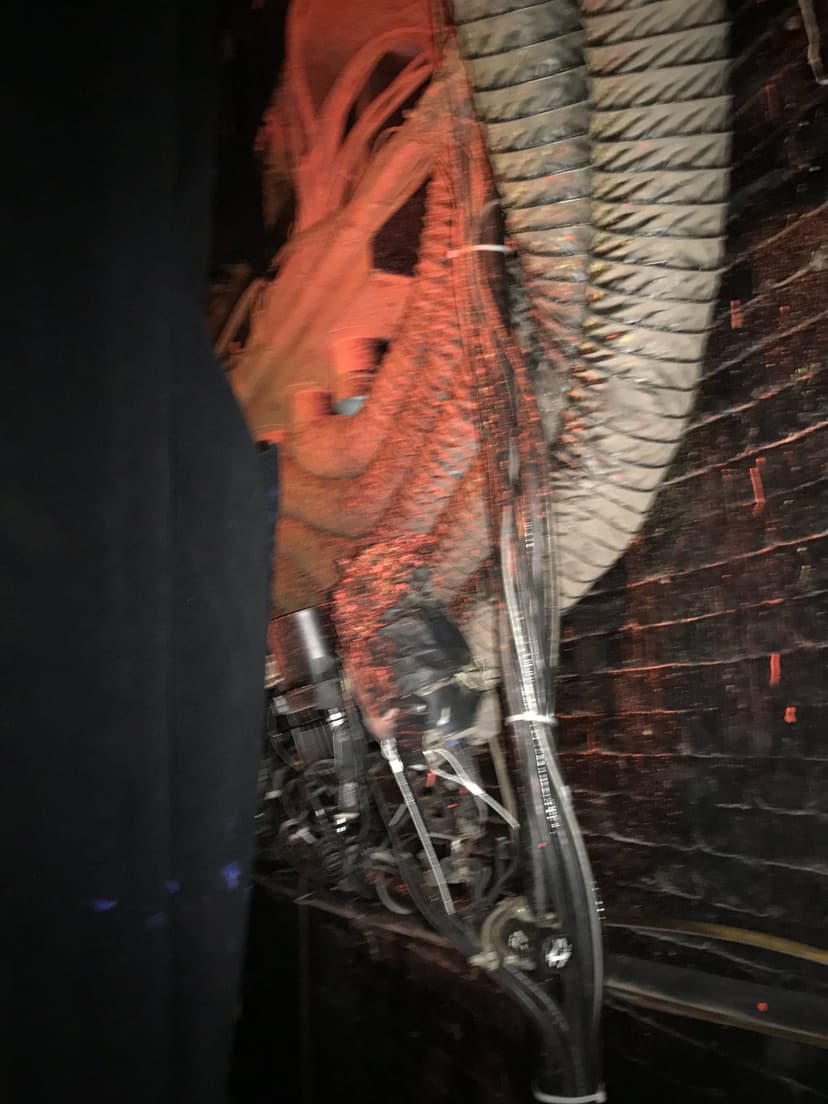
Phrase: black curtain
[{"left": 3, "top": 2, "right": 271, "bottom": 1100}]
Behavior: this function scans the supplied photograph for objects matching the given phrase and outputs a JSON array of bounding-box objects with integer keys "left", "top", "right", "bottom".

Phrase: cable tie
[
  {"left": 506, "top": 712, "right": 556, "bottom": 727},
  {"left": 533, "top": 1087, "right": 606, "bottom": 1104},
  {"left": 446, "top": 244, "right": 513, "bottom": 259}
]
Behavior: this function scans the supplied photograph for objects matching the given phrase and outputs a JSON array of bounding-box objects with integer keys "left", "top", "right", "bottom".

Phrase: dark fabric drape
[{"left": 2, "top": 3, "right": 271, "bottom": 1100}]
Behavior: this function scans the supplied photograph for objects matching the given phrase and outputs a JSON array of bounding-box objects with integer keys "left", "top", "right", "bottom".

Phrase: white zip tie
[
  {"left": 381, "top": 739, "right": 456, "bottom": 916},
  {"left": 533, "top": 1087, "right": 606, "bottom": 1104},
  {"left": 446, "top": 244, "right": 513, "bottom": 258},
  {"left": 506, "top": 712, "right": 556, "bottom": 727}
]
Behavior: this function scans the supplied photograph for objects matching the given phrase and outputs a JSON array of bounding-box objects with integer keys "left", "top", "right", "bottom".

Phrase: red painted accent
[
  {"left": 784, "top": 706, "right": 797, "bottom": 723},
  {"left": 749, "top": 457, "right": 766, "bottom": 514},
  {"left": 769, "top": 653, "right": 781, "bottom": 686}
]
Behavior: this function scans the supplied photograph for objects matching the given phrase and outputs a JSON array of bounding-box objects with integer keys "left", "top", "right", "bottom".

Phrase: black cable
[
  {"left": 372, "top": 763, "right": 579, "bottom": 1097},
  {"left": 443, "top": 94, "right": 604, "bottom": 1095}
]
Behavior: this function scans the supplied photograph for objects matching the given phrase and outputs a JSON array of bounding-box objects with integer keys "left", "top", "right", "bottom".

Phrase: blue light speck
[
  {"left": 91, "top": 898, "right": 118, "bottom": 912},
  {"left": 221, "top": 862, "right": 242, "bottom": 890}
]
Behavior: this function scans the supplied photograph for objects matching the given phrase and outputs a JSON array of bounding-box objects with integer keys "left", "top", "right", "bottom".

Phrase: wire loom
[{"left": 324, "top": 53, "right": 606, "bottom": 1093}]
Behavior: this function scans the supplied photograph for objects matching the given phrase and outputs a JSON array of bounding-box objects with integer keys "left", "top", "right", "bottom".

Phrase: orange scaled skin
[{"left": 229, "top": 0, "right": 494, "bottom": 621}]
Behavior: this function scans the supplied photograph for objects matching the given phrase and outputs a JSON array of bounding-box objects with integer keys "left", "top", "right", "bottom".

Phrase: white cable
[
  {"left": 427, "top": 748, "right": 520, "bottom": 831},
  {"left": 432, "top": 766, "right": 520, "bottom": 832},
  {"left": 533, "top": 1087, "right": 606, "bottom": 1104},
  {"left": 799, "top": 0, "right": 828, "bottom": 85},
  {"left": 412, "top": 760, "right": 487, "bottom": 830},
  {"left": 488, "top": 733, "right": 519, "bottom": 825},
  {"left": 447, "top": 244, "right": 513, "bottom": 258},
  {"left": 506, "top": 712, "right": 556, "bottom": 727},
  {"left": 381, "top": 740, "right": 456, "bottom": 916}
]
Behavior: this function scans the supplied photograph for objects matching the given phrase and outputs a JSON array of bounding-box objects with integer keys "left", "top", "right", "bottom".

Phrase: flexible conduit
[{"left": 452, "top": 0, "right": 731, "bottom": 609}]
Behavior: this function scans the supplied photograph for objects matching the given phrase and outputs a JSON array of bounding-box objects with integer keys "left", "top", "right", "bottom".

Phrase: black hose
[{"left": 372, "top": 768, "right": 579, "bottom": 1095}]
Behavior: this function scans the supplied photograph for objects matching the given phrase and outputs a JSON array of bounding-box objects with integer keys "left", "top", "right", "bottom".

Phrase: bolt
[
  {"left": 507, "top": 929, "right": 531, "bottom": 955},
  {"left": 544, "top": 936, "right": 573, "bottom": 970}
]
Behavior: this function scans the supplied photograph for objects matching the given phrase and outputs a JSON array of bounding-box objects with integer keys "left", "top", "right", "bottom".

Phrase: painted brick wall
[{"left": 556, "top": 0, "right": 828, "bottom": 951}]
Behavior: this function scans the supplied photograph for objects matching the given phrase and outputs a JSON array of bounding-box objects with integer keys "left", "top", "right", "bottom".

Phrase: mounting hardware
[{"left": 544, "top": 936, "right": 573, "bottom": 971}]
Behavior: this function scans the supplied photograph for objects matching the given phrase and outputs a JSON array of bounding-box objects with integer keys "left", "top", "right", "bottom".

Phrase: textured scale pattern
[{"left": 231, "top": 1, "right": 495, "bottom": 631}]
